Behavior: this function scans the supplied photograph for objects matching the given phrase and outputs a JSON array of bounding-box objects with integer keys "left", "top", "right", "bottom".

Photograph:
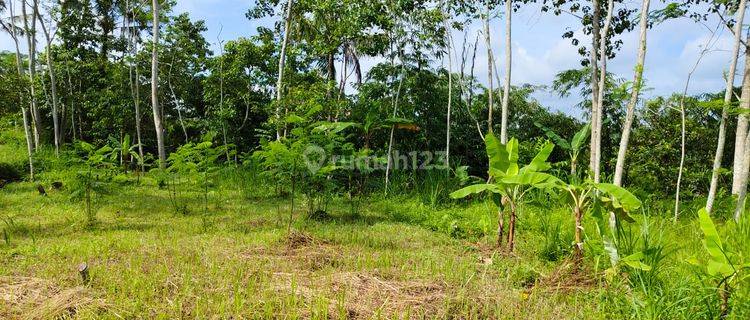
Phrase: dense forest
[{"left": 1, "top": 0, "right": 750, "bottom": 318}]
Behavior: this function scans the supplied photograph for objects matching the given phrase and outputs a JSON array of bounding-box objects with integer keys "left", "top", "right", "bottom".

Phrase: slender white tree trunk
[
  {"left": 500, "top": 0, "right": 512, "bottom": 144},
  {"left": 707, "top": 0, "right": 747, "bottom": 213},
  {"left": 677, "top": 26, "right": 720, "bottom": 220},
  {"left": 589, "top": 0, "right": 602, "bottom": 181},
  {"left": 38, "top": 15, "right": 60, "bottom": 156},
  {"left": 126, "top": 0, "right": 145, "bottom": 172},
  {"left": 733, "top": 34, "right": 750, "bottom": 195},
  {"left": 484, "top": 4, "right": 494, "bottom": 133},
  {"left": 444, "top": 8, "right": 453, "bottom": 166},
  {"left": 151, "top": 0, "right": 166, "bottom": 169},
  {"left": 735, "top": 128, "right": 750, "bottom": 221},
  {"left": 385, "top": 56, "right": 405, "bottom": 194},
  {"left": 22, "top": 0, "right": 42, "bottom": 148},
  {"left": 613, "top": 0, "right": 650, "bottom": 186},
  {"left": 275, "top": 0, "right": 294, "bottom": 141},
  {"left": 7, "top": 1, "right": 35, "bottom": 180},
  {"left": 595, "top": 0, "right": 613, "bottom": 183}
]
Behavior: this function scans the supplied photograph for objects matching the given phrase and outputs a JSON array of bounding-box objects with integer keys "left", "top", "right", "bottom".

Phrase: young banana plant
[
  {"left": 558, "top": 180, "right": 642, "bottom": 268},
  {"left": 535, "top": 122, "right": 590, "bottom": 177},
  {"left": 690, "top": 208, "right": 750, "bottom": 318},
  {"left": 450, "top": 134, "right": 558, "bottom": 252}
]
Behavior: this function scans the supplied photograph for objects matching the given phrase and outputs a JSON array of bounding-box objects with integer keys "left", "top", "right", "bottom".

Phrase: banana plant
[
  {"left": 108, "top": 134, "right": 142, "bottom": 173},
  {"left": 535, "top": 122, "right": 590, "bottom": 176},
  {"left": 450, "top": 134, "right": 559, "bottom": 252},
  {"left": 556, "top": 179, "right": 642, "bottom": 268},
  {"left": 689, "top": 208, "right": 750, "bottom": 318}
]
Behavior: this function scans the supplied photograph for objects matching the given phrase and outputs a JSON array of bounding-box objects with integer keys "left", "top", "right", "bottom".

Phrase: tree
[
  {"left": 484, "top": 3, "right": 494, "bottom": 133},
  {"left": 125, "top": 0, "right": 146, "bottom": 173},
  {"left": 275, "top": 0, "right": 293, "bottom": 140},
  {"left": 21, "top": 0, "right": 43, "bottom": 148},
  {"left": 613, "top": 0, "right": 651, "bottom": 186},
  {"left": 500, "top": 0, "right": 512, "bottom": 144},
  {"left": 706, "top": 0, "right": 747, "bottom": 213},
  {"left": 0, "top": 0, "right": 35, "bottom": 179},
  {"left": 151, "top": 0, "right": 166, "bottom": 169},
  {"left": 37, "top": 1, "right": 61, "bottom": 155}
]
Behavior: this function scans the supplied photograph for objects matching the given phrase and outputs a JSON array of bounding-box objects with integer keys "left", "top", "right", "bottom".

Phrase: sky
[{"left": 0, "top": 0, "right": 740, "bottom": 118}]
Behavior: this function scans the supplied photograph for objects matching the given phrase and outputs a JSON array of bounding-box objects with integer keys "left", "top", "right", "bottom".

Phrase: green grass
[{"left": 1, "top": 138, "right": 749, "bottom": 318}]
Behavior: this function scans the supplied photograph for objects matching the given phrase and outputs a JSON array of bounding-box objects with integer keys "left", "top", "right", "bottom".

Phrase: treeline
[{"left": 0, "top": 0, "right": 745, "bottom": 214}]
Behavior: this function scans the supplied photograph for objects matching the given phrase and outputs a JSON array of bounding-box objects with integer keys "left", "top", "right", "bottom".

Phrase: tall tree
[
  {"left": 613, "top": 0, "right": 651, "bottom": 186},
  {"left": 37, "top": 3, "right": 61, "bottom": 155},
  {"left": 500, "top": 0, "right": 511, "bottom": 144},
  {"left": 126, "top": 0, "right": 145, "bottom": 172},
  {"left": 706, "top": 0, "right": 747, "bottom": 213},
  {"left": 151, "top": 0, "right": 166, "bottom": 169},
  {"left": 443, "top": 7, "right": 453, "bottom": 166},
  {"left": 22, "top": 0, "right": 42, "bottom": 148},
  {"left": 733, "top": 6, "right": 750, "bottom": 195},
  {"left": 275, "top": 0, "right": 293, "bottom": 141},
  {"left": 589, "top": 0, "right": 602, "bottom": 182},
  {"left": 0, "top": 0, "right": 34, "bottom": 179},
  {"left": 484, "top": 3, "right": 494, "bottom": 133}
]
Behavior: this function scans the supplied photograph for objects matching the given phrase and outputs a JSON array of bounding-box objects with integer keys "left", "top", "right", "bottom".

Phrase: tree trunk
[
  {"left": 613, "top": 0, "right": 650, "bottom": 187},
  {"left": 589, "top": 0, "right": 602, "bottom": 182},
  {"left": 484, "top": 4, "right": 494, "bottom": 133},
  {"left": 276, "top": 0, "right": 294, "bottom": 141},
  {"left": 7, "top": 1, "right": 35, "bottom": 179},
  {"left": 496, "top": 206, "right": 504, "bottom": 248},
  {"left": 444, "top": 10, "right": 453, "bottom": 166},
  {"left": 594, "top": 0, "right": 614, "bottom": 184},
  {"left": 22, "top": 0, "right": 42, "bottom": 148},
  {"left": 38, "top": 15, "right": 61, "bottom": 156},
  {"left": 734, "top": 128, "right": 750, "bottom": 221},
  {"left": 151, "top": 0, "right": 166, "bottom": 169},
  {"left": 500, "top": 0, "right": 512, "bottom": 144},
  {"left": 507, "top": 200, "right": 517, "bottom": 252},
  {"left": 707, "top": 0, "right": 747, "bottom": 213},
  {"left": 384, "top": 58, "right": 405, "bottom": 194},
  {"left": 733, "top": 31, "right": 750, "bottom": 195},
  {"left": 574, "top": 205, "right": 583, "bottom": 266},
  {"left": 127, "top": 1, "right": 146, "bottom": 172}
]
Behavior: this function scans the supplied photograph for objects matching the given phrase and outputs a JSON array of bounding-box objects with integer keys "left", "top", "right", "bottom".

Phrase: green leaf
[
  {"left": 501, "top": 171, "right": 561, "bottom": 188},
  {"left": 313, "top": 121, "right": 359, "bottom": 133},
  {"left": 707, "top": 260, "right": 734, "bottom": 277},
  {"left": 520, "top": 142, "right": 554, "bottom": 173},
  {"left": 698, "top": 208, "right": 728, "bottom": 265},
  {"left": 285, "top": 114, "right": 306, "bottom": 124},
  {"left": 485, "top": 133, "right": 510, "bottom": 174},
  {"left": 621, "top": 252, "right": 652, "bottom": 271},
  {"left": 506, "top": 138, "right": 519, "bottom": 175},
  {"left": 535, "top": 122, "right": 571, "bottom": 151},
  {"left": 450, "top": 184, "right": 500, "bottom": 199},
  {"left": 595, "top": 183, "right": 641, "bottom": 212},
  {"left": 571, "top": 124, "right": 591, "bottom": 152}
]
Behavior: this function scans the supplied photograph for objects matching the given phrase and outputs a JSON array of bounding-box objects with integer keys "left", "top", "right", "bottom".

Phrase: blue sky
[{"left": 1, "top": 0, "right": 739, "bottom": 118}]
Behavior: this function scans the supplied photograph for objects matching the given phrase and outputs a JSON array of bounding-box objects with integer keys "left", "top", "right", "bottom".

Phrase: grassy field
[{"left": 1, "top": 135, "right": 749, "bottom": 319}]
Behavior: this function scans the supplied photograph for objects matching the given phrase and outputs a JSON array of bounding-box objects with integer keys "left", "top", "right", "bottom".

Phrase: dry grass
[{"left": 0, "top": 276, "right": 104, "bottom": 319}]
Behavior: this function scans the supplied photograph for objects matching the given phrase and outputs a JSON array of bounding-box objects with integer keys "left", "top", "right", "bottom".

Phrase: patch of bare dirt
[
  {"left": 533, "top": 260, "right": 599, "bottom": 293},
  {"left": 0, "top": 276, "right": 105, "bottom": 319},
  {"left": 271, "top": 271, "right": 447, "bottom": 319}
]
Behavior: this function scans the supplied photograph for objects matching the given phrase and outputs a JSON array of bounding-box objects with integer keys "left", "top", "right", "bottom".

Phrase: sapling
[
  {"left": 451, "top": 134, "right": 558, "bottom": 251},
  {"left": 690, "top": 208, "right": 750, "bottom": 318},
  {"left": 535, "top": 123, "right": 590, "bottom": 177},
  {"left": 555, "top": 179, "right": 642, "bottom": 268},
  {"left": 71, "top": 141, "right": 117, "bottom": 225},
  {"left": 168, "top": 137, "right": 222, "bottom": 215},
  {"left": 108, "top": 134, "right": 142, "bottom": 173}
]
